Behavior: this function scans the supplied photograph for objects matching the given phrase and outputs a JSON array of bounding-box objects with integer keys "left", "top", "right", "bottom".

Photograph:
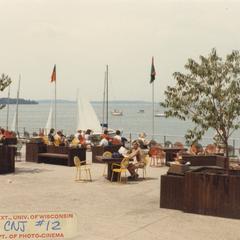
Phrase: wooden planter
[
  {"left": 160, "top": 166, "right": 240, "bottom": 219},
  {"left": 0, "top": 145, "right": 16, "bottom": 174}
]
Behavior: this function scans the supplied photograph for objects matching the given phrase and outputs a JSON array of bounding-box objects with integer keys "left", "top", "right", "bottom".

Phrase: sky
[{"left": 0, "top": 0, "right": 240, "bottom": 102}]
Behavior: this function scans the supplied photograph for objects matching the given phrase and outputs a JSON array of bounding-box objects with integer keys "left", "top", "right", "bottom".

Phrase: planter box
[{"left": 0, "top": 145, "right": 16, "bottom": 174}]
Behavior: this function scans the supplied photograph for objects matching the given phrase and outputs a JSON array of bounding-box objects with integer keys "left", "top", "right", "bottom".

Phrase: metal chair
[
  {"left": 15, "top": 142, "right": 23, "bottom": 161},
  {"left": 149, "top": 146, "right": 165, "bottom": 167},
  {"left": 111, "top": 157, "right": 129, "bottom": 183},
  {"left": 74, "top": 156, "right": 92, "bottom": 182},
  {"left": 136, "top": 156, "right": 149, "bottom": 179}
]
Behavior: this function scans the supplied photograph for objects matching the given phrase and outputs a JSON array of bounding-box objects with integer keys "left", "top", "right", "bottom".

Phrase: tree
[
  {"left": 0, "top": 74, "right": 11, "bottom": 109},
  {"left": 161, "top": 49, "right": 240, "bottom": 158}
]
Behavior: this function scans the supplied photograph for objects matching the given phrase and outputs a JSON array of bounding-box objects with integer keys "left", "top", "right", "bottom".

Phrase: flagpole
[
  {"left": 55, "top": 77, "right": 57, "bottom": 130},
  {"left": 150, "top": 56, "right": 156, "bottom": 140},
  {"left": 106, "top": 64, "right": 109, "bottom": 129},
  {"left": 152, "top": 81, "right": 155, "bottom": 140},
  {"left": 16, "top": 75, "right": 21, "bottom": 136},
  {"left": 6, "top": 85, "right": 10, "bottom": 130},
  {"left": 102, "top": 70, "right": 106, "bottom": 131}
]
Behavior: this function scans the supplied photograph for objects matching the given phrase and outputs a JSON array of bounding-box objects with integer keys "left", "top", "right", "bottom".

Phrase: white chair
[
  {"left": 74, "top": 156, "right": 92, "bottom": 182},
  {"left": 102, "top": 151, "right": 112, "bottom": 176}
]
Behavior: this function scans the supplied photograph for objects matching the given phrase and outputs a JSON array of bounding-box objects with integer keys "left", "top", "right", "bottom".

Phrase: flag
[
  {"left": 51, "top": 65, "right": 56, "bottom": 82},
  {"left": 150, "top": 57, "right": 156, "bottom": 84}
]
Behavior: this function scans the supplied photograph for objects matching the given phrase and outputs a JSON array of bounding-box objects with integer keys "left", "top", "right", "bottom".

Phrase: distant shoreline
[
  {"left": 37, "top": 99, "right": 152, "bottom": 104},
  {"left": 0, "top": 98, "right": 38, "bottom": 105}
]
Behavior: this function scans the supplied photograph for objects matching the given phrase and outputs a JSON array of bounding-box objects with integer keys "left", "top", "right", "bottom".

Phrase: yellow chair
[
  {"left": 74, "top": 156, "right": 92, "bottom": 182},
  {"left": 111, "top": 157, "right": 129, "bottom": 183},
  {"left": 102, "top": 151, "right": 112, "bottom": 176},
  {"left": 137, "top": 156, "right": 149, "bottom": 179}
]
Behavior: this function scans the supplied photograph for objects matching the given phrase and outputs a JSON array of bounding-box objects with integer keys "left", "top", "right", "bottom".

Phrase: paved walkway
[{"left": 0, "top": 161, "right": 239, "bottom": 240}]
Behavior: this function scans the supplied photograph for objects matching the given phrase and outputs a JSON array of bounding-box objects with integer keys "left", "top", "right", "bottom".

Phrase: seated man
[{"left": 127, "top": 141, "right": 145, "bottom": 180}]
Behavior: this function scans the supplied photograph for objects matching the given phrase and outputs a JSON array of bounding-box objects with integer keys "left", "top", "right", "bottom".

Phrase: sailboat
[
  {"left": 76, "top": 94, "right": 102, "bottom": 132},
  {"left": 11, "top": 76, "right": 21, "bottom": 134},
  {"left": 101, "top": 66, "right": 108, "bottom": 129},
  {"left": 45, "top": 104, "right": 53, "bottom": 134},
  {"left": 45, "top": 66, "right": 57, "bottom": 134},
  {"left": 154, "top": 112, "right": 166, "bottom": 117},
  {"left": 102, "top": 65, "right": 123, "bottom": 124}
]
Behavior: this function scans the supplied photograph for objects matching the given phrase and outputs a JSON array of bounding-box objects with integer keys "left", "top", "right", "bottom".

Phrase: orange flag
[{"left": 51, "top": 65, "right": 56, "bottom": 82}]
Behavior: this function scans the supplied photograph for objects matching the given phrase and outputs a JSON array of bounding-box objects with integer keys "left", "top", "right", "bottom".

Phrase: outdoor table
[{"left": 96, "top": 156, "right": 124, "bottom": 181}]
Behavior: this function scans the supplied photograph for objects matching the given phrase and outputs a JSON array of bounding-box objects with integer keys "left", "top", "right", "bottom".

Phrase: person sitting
[
  {"left": 121, "top": 137, "right": 128, "bottom": 147},
  {"left": 99, "top": 135, "right": 109, "bottom": 146},
  {"left": 205, "top": 144, "right": 217, "bottom": 155},
  {"left": 48, "top": 128, "right": 55, "bottom": 145},
  {"left": 112, "top": 130, "right": 122, "bottom": 145},
  {"left": 101, "top": 129, "right": 110, "bottom": 140},
  {"left": 189, "top": 143, "right": 204, "bottom": 155},
  {"left": 71, "top": 136, "right": 79, "bottom": 146},
  {"left": 4, "top": 130, "right": 14, "bottom": 138},
  {"left": 54, "top": 131, "right": 65, "bottom": 146},
  {"left": 71, "top": 133, "right": 86, "bottom": 147},
  {"left": 75, "top": 129, "right": 82, "bottom": 139},
  {"left": 84, "top": 129, "right": 92, "bottom": 145},
  {"left": 127, "top": 140, "right": 145, "bottom": 180},
  {"left": 78, "top": 134, "right": 86, "bottom": 147},
  {"left": 138, "top": 132, "right": 149, "bottom": 149},
  {"left": 0, "top": 128, "right": 5, "bottom": 142}
]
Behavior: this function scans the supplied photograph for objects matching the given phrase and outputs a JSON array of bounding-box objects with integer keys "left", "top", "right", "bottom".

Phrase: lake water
[{"left": 0, "top": 102, "right": 240, "bottom": 149}]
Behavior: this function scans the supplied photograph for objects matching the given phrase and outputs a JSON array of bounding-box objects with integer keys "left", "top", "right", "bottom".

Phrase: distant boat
[
  {"left": 111, "top": 109, "right": 123, "bottom": 116},
  {"left": 138, "top": 109, "right": 144, "bottom": 113},
  {"left": 154, "top": 112, "right": 166, "bottom": 117}
]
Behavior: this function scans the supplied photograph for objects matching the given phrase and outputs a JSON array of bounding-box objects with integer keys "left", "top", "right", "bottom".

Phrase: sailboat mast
[
  {"left": 16, "top": 75, "right": 21, "bottom": 135},
  {"left": 6, "top": 85, "right": 10, "bottom": 130},
  {"left": 106, "top": 64, "right": 109, "bottom": 129},
  {"left": 102, "top": 70, "right": 106, "bottom": 131}
]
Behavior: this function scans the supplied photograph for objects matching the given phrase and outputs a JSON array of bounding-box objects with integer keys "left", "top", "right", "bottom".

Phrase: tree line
[{"left": 0, "top": 98, "right": 38, "bottom": 104}]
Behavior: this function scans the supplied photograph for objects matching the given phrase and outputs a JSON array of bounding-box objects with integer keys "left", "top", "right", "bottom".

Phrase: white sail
[
  {"left": 45, "top": 104, "right": 53, "bottom": 135},
  {"left": 11, "top": 76, "right": 21, "bottom": 133},
  {"left": 76, "top": 95, "right": 101, "bottom": 132}
]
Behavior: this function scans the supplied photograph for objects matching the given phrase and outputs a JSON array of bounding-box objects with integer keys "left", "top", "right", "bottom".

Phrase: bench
[
  {"left": 38, "top": 152, "right": 69, "bottom": 166},
  {"left": 38, "top": 153, "right": 68, "bottom": 159},
  {"left": 26, "top": 143, "right": 86, "bottom": 167}
]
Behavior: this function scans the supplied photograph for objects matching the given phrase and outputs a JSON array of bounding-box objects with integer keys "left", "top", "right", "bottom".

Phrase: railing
[{"left": 14, "top": 127, "right": 240, "bottom": 157}]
